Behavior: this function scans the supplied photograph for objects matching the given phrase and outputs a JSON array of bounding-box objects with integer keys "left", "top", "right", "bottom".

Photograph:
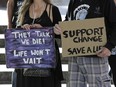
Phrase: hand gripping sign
[{"left": 59, "top": 18, "right": 107, "bottom": 57}]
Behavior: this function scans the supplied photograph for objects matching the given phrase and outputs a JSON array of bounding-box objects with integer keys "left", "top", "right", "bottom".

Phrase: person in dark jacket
[
  {"left": 54, "top": 0, "right": 116, "bottom": 87},
  {"left": 108, "top": 0, "right": 116, "bottom": 86},
  {"left": 7, "top": 1, "right": 24, "bottom": 87}
]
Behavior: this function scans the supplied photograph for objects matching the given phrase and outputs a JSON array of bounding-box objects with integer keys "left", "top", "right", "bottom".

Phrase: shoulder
[
  {"left": 7, "top": 0, "right": 14, "bottom": 3},
  {"left": 51, "top": 4, "right": 58, "bottom": 8},
  {"left": 47, "top": 4, "right": 60, "bottom": 14},
  {"left": 48, "top": 4, "right": 59, "bottom": 11},
  {"left": 7, "top": 0, "right": 14, "bottom": 5},
  {"left": 51, "top": 4, "right": 60, "bottom": 15}
]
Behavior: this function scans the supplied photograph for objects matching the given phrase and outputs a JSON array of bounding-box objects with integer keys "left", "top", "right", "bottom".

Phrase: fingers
[
  {"left": 21, "top": 24, "right": 42, "bottom": 30},
  {"left": 54, "top": 24, "right": 61, "bottom": 35},
  {"left": 21, "top": 24, "right": 31, "bottom": 30},
  {"left": 31, "top": 24, "right": 42, "bottom": 28},
  {"left": 96, "top": 47, "right": 111, "bottom": 58}
]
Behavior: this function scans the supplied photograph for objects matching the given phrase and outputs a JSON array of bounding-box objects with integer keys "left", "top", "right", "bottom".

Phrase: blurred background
[
  {"left": 0, "top": 0, "right": 69, "bottom": 87},
  {"left": 0, "top": 0, "right": 115, "bottom": 87}
]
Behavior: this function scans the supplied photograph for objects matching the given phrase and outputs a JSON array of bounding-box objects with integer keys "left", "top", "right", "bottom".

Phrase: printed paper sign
[
  {"left": 5, "top": 27, "right": 56, "bottom": 68},
  {"left": 59, "top": 18, "right": 107, "bottom": 57}
]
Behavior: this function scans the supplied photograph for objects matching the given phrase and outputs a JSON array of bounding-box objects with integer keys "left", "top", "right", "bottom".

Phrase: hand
[
  {"left": 54, "top": 24, "right": 62, "bottom": 35},
  {"left": 21, "top": 24, "right": 31, "bottom": 30},
  {"left": 31, "top": 24, "right": 42, "bottom": 28},
  {"left": 96, "top": 47, "right": 111, "bottom": 58}
]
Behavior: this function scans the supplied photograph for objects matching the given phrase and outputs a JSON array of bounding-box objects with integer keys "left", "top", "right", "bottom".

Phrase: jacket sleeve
[
  {"left": 65, "top": 0, "right": 74, "bottom": 21},
  {"left": 104, "top": 0, "right": 116, "bottom": 51}
]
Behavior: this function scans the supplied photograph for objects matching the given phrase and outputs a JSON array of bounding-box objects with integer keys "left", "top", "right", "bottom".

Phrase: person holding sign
[
  {"left": 54, "top": 0, "right": 116, "bottom": 87},
  {"left": 7, "top": 0, "right": 24, "bottom": 87},
  {"left": 7, "top": 0, "right": 24, "bottom": 28},
  {"left": 15, "top": 0, "right": 64, "bottom": 87},
  {"left": 108, "top": 0, "right": 116, "bottom": 86}
]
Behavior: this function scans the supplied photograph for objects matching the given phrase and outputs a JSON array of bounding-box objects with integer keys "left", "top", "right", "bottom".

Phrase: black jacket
[{"left": 66, "top": 0, "right": 116, "bottom": 51}]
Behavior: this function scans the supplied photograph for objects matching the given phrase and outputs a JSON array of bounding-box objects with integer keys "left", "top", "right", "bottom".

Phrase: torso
[
  {"left": 70, "top": 0, "right": 104, "bottom": 20},
  {"left": 23, "top": 4, "right": 53, "bottom": 27}
]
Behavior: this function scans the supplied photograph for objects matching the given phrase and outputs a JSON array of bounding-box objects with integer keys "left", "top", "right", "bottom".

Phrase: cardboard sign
[
  {"left": 5, "top": 27, "right": 56, "bottom": 68},
  {"left": 59, "top": 18, "right": 107, "bottom": 57}
]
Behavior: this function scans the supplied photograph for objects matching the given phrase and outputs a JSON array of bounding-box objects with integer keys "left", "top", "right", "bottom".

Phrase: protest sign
[
  {"left": 59, "top": 18, "right": 107, "bottom": 57},
  {"left": 5, "top": 27, "right": 56, "bottom": 68}
]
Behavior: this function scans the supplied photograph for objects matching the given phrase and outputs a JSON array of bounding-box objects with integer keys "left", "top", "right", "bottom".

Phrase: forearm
[
  {"left": 105, "top": 23, "right": 116, "bottom": 51},
  {"left": 7, "top": 0, "right": 14, "bottom": 29},
  {"left": 104, "top": 0, "right": 116, "bottom": 51}
]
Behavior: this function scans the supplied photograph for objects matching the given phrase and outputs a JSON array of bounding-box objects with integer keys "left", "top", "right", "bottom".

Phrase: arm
[
  {"left": 104, "top": 0, "right": 116, "bottom": 51},
  {"left": 65, "top": 0, "right": 74, "bottom": 21},
  {"left": 54, "top": 0, "right": 73, "bottom": 35},
  {"left": 52, "top": 5, "right": 62, "bottom": 25},
  {"left": 97, "top": 0, "right": 116, "bottom": 57},
  {"left": 7, "top": 0, "right": 14, "bottom": 29},
  {"left": 52, "top": 5, "right": 62, "bottom": 38}
]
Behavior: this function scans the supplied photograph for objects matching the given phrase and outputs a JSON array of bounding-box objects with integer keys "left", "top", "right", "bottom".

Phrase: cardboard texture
[{"left": 59, "top": 18, "right": 107, "bottom": 57}]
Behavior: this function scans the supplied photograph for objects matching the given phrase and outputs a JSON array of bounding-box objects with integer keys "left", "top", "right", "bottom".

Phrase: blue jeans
[{"left": 12, "top": 71, "right": 17, "bottom": 87}]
